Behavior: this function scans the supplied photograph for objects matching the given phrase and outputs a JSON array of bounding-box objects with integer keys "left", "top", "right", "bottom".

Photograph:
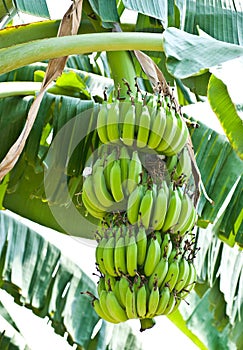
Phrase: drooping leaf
[
  {"left": 0, "top": 96, "right": 33, "bottom": 162},
  {"left": 86, "top": 0, "right": 119, "bottom": 26},
  {"left": 170, "top": 223, "right": 243, "bottom": 350},
  {"left": 123, "top": 0, "right": 243, "bottom": 45},
  {"left": 0, "top": 299, "right": 19, "bottom": 333},
  {"left": 123, "top": 0, "right": 167, "bottom": 25},
  {"left": 177, "top": 0, "right": 243, "bottom": 45},
  {"left": 208, "top": 74, "right": 243, "bottom": 160},
  {"left": 0, "top": 210, "right": 143, "bottom": 350},
  {"left": 0, "top": 311, "right": 31, "bottom": 349},
  {"left": 13, "top": 0, "right": 50, "bottom": 18},
  {"left": 184, "top": 109, "right": 243, "bottom": 247},
  {"left": 163, "top": 27, "right": 243, "bottom": 79}
]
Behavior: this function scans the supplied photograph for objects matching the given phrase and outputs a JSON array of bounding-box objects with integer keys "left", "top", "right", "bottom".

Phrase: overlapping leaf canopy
[{"left": 0, "top": 0, "right": 243, "bottom": 349}]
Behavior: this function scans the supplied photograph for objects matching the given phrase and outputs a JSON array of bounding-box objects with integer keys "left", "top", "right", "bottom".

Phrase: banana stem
[
  {"left": 0, "top": 32, "right": 163, "bottom": 75},
  {"left": 0, "top": 82, "right": 42, "bottom": 98},
  {"left": 107, "top": 51, "right": 137, "bottom": 98}
]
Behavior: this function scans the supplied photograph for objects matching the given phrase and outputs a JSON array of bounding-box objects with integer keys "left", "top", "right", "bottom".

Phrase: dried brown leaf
[{"left": 0, "top": 0, "right": 83, "bottom": 181}]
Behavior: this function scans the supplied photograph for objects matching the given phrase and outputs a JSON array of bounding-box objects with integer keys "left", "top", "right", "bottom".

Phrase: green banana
[
  {"left": 136, "top": 225, "right": 148, "bottom": 267},
  {"left": 170, "top": 297, "right": 182, "bottom": 314},
  {"left": 97, "top": 276, "right": 106, "bottom": 296},
  {"left": 103, "top": 148, "right": 117, "bottom": 191},
  {"left": 150, "top": 185, "right": 168, "bottom": 230},
  {"left": 126, "top": 234, "right": 138, "bottom": 276},
  {"left": 136, "top": 282, "right": 147, "bottom": 318},
  {"left": 137, "top": 105, "right": 151, "bottom": 148},
  {"left": 147, "top": 105, "right": 167, "bottom": 149},
  {"left": 179, "top": 205, "right": 197, "bottom": 236},
  {"left": 113, "top": 279, "right": 123, "bottom": 306},
  {"left": 148, "top": 257, "right": 169, "bottom": 290},
  {"left": 125, "top": 285, "right": 137, "bottom": 319},
  {"left": 172, "top": 192, "right": 194, "bottom": 233},
  {"left": 122, "top": 103, "right": 136, "bottom": 146},
  {"left": 143, "top": 235, "right": 161, "bottom": 276},
  {"left": 180, "top": 261, "right": 197, "bottom": 298},
  {"left": 104, "top": 272, "right": 116, "bottom": 292},
  {"left": 106, "top": 101, "right": 120, "bottom": 143},
  {"left": 99, "top": 290, "right": 120, "bottom": 323},
  {"left": 160, "top": 233, "right": 173, "bottom": 259},
  {"left": 120, "top": 146, "right": 130, "bottom": 194},
  {"left": 168, "top": 248, "right": 178, "bottom": 264},
  {"left": 174, "top": 258, "right": 190, "bottom": 292},
  {"left": 138, "top": 188, "right": 154, "bottom": 229},
  {"left": 147, "top": 282, "right": 160, "bottom": 317},
  {"left": 154, "top": 230, "right": 162, "bottom": 246},
  {"left": 163, "top": 292, "right": 176, "bottom": 315},
  {"left": 97, "top": 103, "right": 109, "bottom": 144},
  {"left": 119, "top": 276, "right": 130, "bottom": 307},
  {"left": 114, "top": 235, "right": 127, "bottom": 276},
  {"left": 127, "top": 151, "right": 142, "bottom": 194},
  {"left": 161, "top": 258, "right": 180, "bottom": 291},
  {"left": 173, "top": 146, "right": 192, "bottom": 182},
  {"left": 110, "top": 160, "right": 124, "bottom": 202},
  {"left": 93, "top": 165, "right": 114, "bottom": 208},
  {"left": 95, "top": 237, "right": 107, "bottom": 274},
  {"left": 166, "top": 154, "right": 178, "bottom": 174},
  {"left": 82, "top": 191, "right": 105, "bottom": 219},
  {"left": 155, "top": 285, "right": 171, "bottom": 315},
  {"left": 127, "top": 185, "right": 144, "bottom": 225},
  {"left": 163, "top": 114, "right": 189, "bottom": 156},
  {"left": 162, "top": 187, "right": 182, "bottom": 232},
  {"left": 103, "top": 235, "right": 116, "bottom": 276},
  {"left": 93, "top": 298, "right": 119, "bottom": 323},
  {"left": 156, "top": 108, "right": 177, "bottom": 153},
  {"left": 82, "top": 175, "right": 107, "bottom": 212},
  {"left": 106, "top": 291, "right": 128, "bottom": 322}
]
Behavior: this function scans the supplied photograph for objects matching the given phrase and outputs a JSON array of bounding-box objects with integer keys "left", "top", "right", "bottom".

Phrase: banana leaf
[
  {"left": 0, "top": 210, "right": 143, "bottom": 350},
  {"left": 169, "top": 223, "right": 243, "bottom": 350},
  {"left": 122, "top": 0, "right": 243, "bottom": 45},
  {"left": 0, "top": 296, "right": 32, "bottom": 350}
]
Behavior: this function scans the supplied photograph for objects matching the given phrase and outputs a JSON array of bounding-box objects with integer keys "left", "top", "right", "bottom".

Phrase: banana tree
[{"left": 0, "top": 0, "right": 243, "bottom": 349}]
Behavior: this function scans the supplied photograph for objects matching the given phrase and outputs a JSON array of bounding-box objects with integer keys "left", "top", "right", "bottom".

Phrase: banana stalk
[
  {"left": 0, "top": 32, "right": 164, "bottom": 75},
  {"left": 107, "top": 50, "right": 137, "bottom": 98}
]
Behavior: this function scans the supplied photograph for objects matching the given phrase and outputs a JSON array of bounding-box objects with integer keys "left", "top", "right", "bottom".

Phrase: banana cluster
[
  {"left": 127, "top": 181, "right": 197, "bottom": 234},
  {"left": 93, "top": 227, "right": 196, "bottom": 329},
  {"left": 80, "top": 84, "right": 199, "bottom": 331},
  {"left": 97, "top": 98, "right": 189, "bottom": 156},
  {"left": 82, "top": 146, "right": 143, "bottom": 219}
]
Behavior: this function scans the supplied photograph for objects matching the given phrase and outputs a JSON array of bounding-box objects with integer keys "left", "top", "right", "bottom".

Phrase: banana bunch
[
  {"left": 93, "top": 228, "right": 197, "bottom": 329},
  {"left": 127, "top": 181, "right": 197, "bottom": 234},
  {"left": 80, "top": 82, "right": 200, "bottom": 332},
  {"left": 96, "top": 98, "right": 189, "bottom": 156},
  {"left": 82, "top": 147, "right": 143, "bottom": 219}
]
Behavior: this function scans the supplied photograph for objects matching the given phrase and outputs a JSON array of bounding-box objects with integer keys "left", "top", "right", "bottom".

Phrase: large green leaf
[
  {"left": 208, "top": 74, "right": 243, "bottom": 160},
  {"left": 0, "top": 210, "right": 143, "bottom": 350},
  {"left": 88, "top": 0, "right": 119, "bottom": 26},
  {"left": 173, "top": 225, "right": 243, "bottom": 350},
  {"left": 123, "top": 0, "right": 243, "bottom": 45},
  {"left": 0, "top": 315, "right": 31, "bottom": 349},
  {"left": 184, "top": 107, "right": 243, "bottom": 247},
  {"left": 177, "top": 0, "right": 243, "bottom": 45},
  {"left": 123, "top": 0, "right": 167, "bottom": 23},
  {"left": 163, "top": 27, "right": 243, "bottom": 79},
  {"left": 0, "top": 96, "right": 33, "bottom": 162},
  {"left": 14, "top": 0, "right": 49, "bottom": 18}
]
